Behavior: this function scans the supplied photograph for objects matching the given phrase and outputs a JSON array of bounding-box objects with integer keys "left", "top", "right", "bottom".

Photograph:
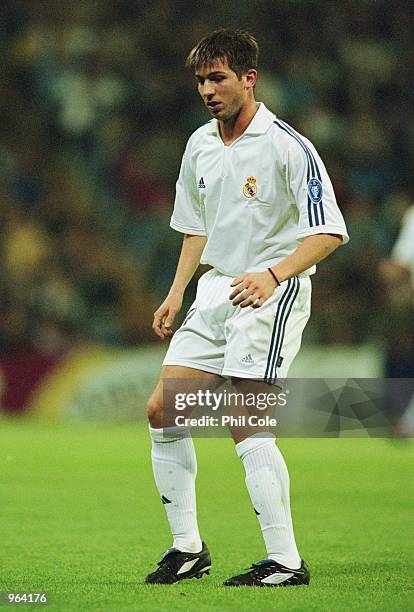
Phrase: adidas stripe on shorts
[{"left": 163, "top": 268, "right": 311, "bottom": 383}]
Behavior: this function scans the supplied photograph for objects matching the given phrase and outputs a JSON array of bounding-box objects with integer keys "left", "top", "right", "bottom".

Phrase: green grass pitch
[{"left": 1, "top": 419, "right": 413, "bottom": 611}]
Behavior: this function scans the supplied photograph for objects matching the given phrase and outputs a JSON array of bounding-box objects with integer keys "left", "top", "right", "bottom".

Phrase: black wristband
[{"left": 268, "top": 267, "right": 281, "bottom": 286}]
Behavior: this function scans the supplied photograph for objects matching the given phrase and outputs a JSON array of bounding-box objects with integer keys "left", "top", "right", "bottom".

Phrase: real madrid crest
[{"left": 243, "top": 176, "right": 258, "bottom": 199}]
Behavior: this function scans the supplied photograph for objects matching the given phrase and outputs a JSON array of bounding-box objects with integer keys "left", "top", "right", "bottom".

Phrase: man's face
[{"left": 195, "top": 58, "right": 253, "bottom": 122}]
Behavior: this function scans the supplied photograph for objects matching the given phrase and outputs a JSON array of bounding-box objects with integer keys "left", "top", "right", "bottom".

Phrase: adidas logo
[
  {"left": 240, "top": 353, "right": 255, "bottom": 365},
  {"left": 198, "top": 177, "right": 206, "bottom": 189}
]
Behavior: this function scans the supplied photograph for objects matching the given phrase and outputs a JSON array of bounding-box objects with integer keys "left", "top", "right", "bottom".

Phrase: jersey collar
[{"left": 207, "top": 102, "right": 276, "bottom": 136}]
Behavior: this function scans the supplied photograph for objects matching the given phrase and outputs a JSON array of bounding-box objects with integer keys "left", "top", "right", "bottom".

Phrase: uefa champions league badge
[
  {"left": 243, "top": 176, "right": 258, "bottom": 198},
  {"left": 307, "top": 177, "right": 323, "bottom": 203}
]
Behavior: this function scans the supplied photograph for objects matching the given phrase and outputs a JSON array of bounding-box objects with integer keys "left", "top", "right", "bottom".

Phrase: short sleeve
[
  {"left": 170, "top": 140, "right": 207, "bottom": 236},
  {"left": 287, "top": 137, "right": 349, "bottom": 244},
  {"left": 392, "top": 207, "right": 414, "bottom": 266}
]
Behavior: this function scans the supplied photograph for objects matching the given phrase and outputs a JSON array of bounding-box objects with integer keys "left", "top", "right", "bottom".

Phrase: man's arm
[
  {"left": 269, "top": 233, "right": 343, "bottom": 282},
  {"left": 229, "top": 233, "right": 342, "bottom": 308},
  {"left": 153, "top": 234, "right": 207, "bottom": 338},
  {"left": 378, "top": 257, "right": 410, "bottom": 285}
]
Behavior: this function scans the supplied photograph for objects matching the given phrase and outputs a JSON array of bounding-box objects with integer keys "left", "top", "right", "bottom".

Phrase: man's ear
[{"left": 245, "top": 69, "right": 257, "bottom": 89}]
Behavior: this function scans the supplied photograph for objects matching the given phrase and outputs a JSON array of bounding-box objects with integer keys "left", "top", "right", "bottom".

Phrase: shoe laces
[
  {"left": 157, "top": 548, "right": 181, "bottom": 567},
  {"left": 248, "top": 560, "right": 275, "bottom": 575}
]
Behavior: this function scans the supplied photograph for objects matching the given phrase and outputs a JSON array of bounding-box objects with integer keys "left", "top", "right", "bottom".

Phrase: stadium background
[{"left": 1, "top": 2, "right": 413, "bottom": 611}]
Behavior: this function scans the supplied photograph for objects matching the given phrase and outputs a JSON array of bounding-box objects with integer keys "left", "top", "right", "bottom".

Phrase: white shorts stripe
[{"left": 265, "top": 277, "right": 300, "bottom": 384}]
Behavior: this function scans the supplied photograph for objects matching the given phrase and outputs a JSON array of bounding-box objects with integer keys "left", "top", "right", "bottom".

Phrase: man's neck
[{"left": 219, "top": 100, "right": 260, "bottom": 146}]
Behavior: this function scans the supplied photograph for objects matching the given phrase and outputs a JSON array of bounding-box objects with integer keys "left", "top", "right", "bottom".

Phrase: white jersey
[
  {"left": 392, "top": 206, "right": 414, "bottom": 283},
  {"left": 170, "top": 103, "right": 349, "bottom": 277}
]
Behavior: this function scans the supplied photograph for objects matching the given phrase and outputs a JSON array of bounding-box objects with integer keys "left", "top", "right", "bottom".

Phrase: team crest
[
  {"left": 307, "top": 178, "right": 323, "bottom": 203},
  {"left": 243, "top": 176, "right": 258, "bottom": 199}
]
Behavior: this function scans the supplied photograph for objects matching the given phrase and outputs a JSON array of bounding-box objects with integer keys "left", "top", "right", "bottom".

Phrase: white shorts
[{"left": 163, "top": 269, "right": 312, "bottom": 383}]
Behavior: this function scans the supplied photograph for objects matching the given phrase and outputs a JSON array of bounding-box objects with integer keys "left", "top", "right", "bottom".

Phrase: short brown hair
[{"left": 186, "top": 29, "right": 259, "bottom": 79}]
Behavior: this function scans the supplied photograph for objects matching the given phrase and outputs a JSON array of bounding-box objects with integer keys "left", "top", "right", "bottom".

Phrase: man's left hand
[{"left": 229, "top": 271, "right": 279, "bottom": 308}]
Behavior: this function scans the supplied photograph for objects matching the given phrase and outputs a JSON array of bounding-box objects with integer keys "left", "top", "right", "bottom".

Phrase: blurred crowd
[{"left": 0, "top": 0, "right": 413, "bottom": 354}]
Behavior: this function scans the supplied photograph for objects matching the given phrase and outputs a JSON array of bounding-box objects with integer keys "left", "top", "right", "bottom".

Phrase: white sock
[
  {"left": 149, "top": 426, "right": 202, "bottom": 553},
  {"left": 236, "top": 433, "right": 301, "bottom": 569}
]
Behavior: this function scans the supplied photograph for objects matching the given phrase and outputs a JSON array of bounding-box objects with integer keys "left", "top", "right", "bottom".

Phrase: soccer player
[
  {"left": 379, "top": 204, "right": 414, "bottom": 435},
  {"left": 145, "top": 29, "right": 348, "bottom": 587},
  {"left": 379, "top": 204, "right": 414, "bottom": 294}
]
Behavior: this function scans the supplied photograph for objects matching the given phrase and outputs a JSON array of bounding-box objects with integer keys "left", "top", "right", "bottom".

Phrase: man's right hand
[{"left": 152, "top": 292, "right": 183, "bottom": 339}]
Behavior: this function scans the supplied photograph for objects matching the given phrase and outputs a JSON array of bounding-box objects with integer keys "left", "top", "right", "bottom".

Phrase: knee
[{"left": 147, "top": 394, "right": 163, "bottom": 428}]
